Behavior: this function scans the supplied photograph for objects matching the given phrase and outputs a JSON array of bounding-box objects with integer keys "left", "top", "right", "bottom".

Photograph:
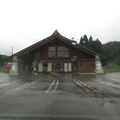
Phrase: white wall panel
[
  {"left": 64, "top": 63, "right": 68, "bottom": 72},
  {"left": 68, "top": 63, "right": 72, "bottom": 72},
  {"left": 38, "top": 63, "right": 43, "bottom": 72},
  {"left": 47, "top": 63, "right": 52, "bottom": 72}
]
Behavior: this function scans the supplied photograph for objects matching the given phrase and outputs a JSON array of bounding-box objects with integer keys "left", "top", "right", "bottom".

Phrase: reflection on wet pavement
[{"left": 0, "top": 73, "right": 120, "bottom": 120}]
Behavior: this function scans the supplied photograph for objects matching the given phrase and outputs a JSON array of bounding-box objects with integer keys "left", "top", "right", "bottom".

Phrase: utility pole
[{"left": 10, "top": 47, "right": 14, "bottom": 60}]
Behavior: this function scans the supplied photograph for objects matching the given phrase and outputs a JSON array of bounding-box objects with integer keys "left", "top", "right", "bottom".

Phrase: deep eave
[{"left": 8, "top": 30, "right": 105, "bottom": 59}]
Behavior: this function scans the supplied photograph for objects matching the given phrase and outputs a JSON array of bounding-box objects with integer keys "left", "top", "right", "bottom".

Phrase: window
[
  {"left": 57, "top": 46, "right": 69, "bottom": 57},
  {"left": 48, "top": 46, "right": 69, "bottom": 57},
  {"left": 48, "top": 46, "right": 56, "bottom": 57}
]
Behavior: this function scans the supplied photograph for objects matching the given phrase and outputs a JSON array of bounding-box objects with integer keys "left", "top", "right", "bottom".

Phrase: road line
[
  {"left": 93, "top": 79, "right": 120, "bottom": 89},
  {"left": 76, "top": 79, "right": 95, "bottom": 91},
  {"left": 73, "top": 79, "right": 87, "bottom": 95},
  {"left": 7, "top": 82, "right": 35, "bottom": 94},
  {"left": 111, "top": 78, "right": 119, "bottom": 81},
  {"left": 45, "top": 80, "right": 55, "bottom": 93},
  {"left": 73, "top": 79, "right": 83, "bottom": 87},
  {"left": 0, "top": 83, "right": 10, "bottom": 88},
  {"left": 52, "top": 80, "right": 59, "bottom": 92},
  {"left": 55, "top": 80, "right": 59, "bottom": 90},
  {"left": 100, "top": 81, "right": 120, "bottom": 89},
  {"left": 7, "top": 82, "right": 34, "bottom": 93},
  {"left": 0, "top": 80, "right": 19, "bottom": 89},
  {"left": 110, "top": 79, "right": 120, "bottom": 83},
  {"left": 7, "top": 80, "right": 39, "bottom": 94}
]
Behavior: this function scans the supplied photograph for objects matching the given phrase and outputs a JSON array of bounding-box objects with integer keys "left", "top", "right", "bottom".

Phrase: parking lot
[{"left": 0, "top": 73, "right": 120, "bottom": 120}]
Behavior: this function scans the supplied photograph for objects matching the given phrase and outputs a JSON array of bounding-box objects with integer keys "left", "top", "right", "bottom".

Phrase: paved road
[{"left": 0, "top": 73, "right": 120, "bottom": 120}]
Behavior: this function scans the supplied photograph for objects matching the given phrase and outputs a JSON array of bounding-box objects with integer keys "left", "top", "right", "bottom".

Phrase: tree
[
  {"left": 88, "top": 36, "right": 93, "bottom": 49},
  {"left": 92, "top": 39, "right": 103, "bottom": 53},
  {"left": 0, "top": 55, "right": 8, "bottom": 67},
  {"left": 83, "top": 34, "right": 88, "bottom": 44},
  {"left": 79, "top": 35, "right": 103, "bottom": 54},
  {"left": 79, "top": 37, "right": 83, "bottom": 44},
  {"left": 79, "top": 35, "right": 89, "bottom": 48},
  {"left": 103, "top": 41, "right": 120, "bottom": 65},
  {"left": 89, "top": 36, "right": 93, "bottom": 42}
]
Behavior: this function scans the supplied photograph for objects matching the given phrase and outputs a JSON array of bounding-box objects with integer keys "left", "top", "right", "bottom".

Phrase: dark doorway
[
  {"left": 43, "top": 63, "right": 48, "bottom": 72},
  {"left": 72, "top": 62, "right": 78, "bottom": 73},
  {"left": 54, "top": 63, "right": 63, "bottom": 72}
]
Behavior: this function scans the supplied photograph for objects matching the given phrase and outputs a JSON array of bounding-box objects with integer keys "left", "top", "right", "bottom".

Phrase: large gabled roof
[{"left": 8, "top": 30, "right": 105, "bottom": 58}]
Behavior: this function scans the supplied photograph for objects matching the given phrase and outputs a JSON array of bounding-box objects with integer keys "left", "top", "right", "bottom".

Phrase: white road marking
[
  {"left": 75, "top": 79, "right": 94, "bottom": 91},
  {"left": 7, "top": 80, "right": 39, "bottom": 94},
  {"left": 52, "top": 80, "right": 59, "bottom": 92},
  {"left": 110, "top": 78, "right": 120, "bottom": 82},
  {"left": 0, "top": 83, "right": 10, "bottom": 88},
  {"left": 73, "top": 79, "right": 87, "bottom": 94},
  {"left": 73, "top": 79, "right": 83, "bottom": 87},
  {"left": 45, "top": 80, "right": 55, "bottom": 93},
  {"left": 110, "top": 78, "right": 118, "bottom": 80},
  {"left": 100, "top": 81, "right": 120, "bottom": 89},
  {"left": 93, "top": 79, "right": 120, "bottom": 89},
  {"left": 0, "top": 80, "right": 18, "bottom": 88}
]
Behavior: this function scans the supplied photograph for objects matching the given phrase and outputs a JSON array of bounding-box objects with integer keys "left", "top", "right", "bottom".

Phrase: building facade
[{"left": 9, "top": 30, "right": 104, "bottom": 75}]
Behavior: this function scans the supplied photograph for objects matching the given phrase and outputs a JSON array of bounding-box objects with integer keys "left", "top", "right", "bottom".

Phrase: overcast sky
[{"left": 0, "top": 0, "right": 120, "bottom": 55}]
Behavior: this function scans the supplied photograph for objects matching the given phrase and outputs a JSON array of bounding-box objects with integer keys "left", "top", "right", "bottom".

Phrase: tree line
[
  {"left": 79, "top": 34, "right": 120, "bottom": 65},
  {"left": 0, "top": 55, "right": 8, "bottom": 67},
  {"left": 79, "top": 35, "right": 103, "bottom": 54}
]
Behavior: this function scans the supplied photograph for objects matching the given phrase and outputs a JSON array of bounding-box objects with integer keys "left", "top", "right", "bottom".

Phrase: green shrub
[
  {"left": 106, "top": 64, "right": 120, "bottom": 73},
  {"left": 0, "top": 67, "right": 9, "bottom": 74}
]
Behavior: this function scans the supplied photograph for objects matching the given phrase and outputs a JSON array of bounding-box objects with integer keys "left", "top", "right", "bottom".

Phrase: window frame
[
  {"left": 48, "top": 46, "right": 69, "bottom": 58},
  {"left": 48, "top": 46, "right": 56, "bottom": 57}
]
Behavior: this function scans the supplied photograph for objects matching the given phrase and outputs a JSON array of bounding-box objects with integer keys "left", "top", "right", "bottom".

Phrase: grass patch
[
  {"left": 0, "top": 67, "right": 9, "bottom": 74},
  {"left": 106, "top": 64, "right": 120, "bottom": 73}
]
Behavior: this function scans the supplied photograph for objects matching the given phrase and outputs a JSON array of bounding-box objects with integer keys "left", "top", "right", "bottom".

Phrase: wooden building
[{"left": 9, "top": 30, "right": 104, "bottom": 74}]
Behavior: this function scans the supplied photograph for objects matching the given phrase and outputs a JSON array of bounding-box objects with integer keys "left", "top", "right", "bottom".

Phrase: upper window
[
  {"left": 48, "top": 46, "right": 69, "bottom": 57},
  {"left": 57, "top": 46, "right": 69, "bottom": 57},
  {"left": 48, "top": 46, "right": 56, "bottom": 57}
]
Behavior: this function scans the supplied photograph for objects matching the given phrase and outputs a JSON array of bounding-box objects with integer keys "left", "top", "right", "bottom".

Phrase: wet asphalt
[{"left": 0, "top": 72, "right": 120, "bottom": 120}]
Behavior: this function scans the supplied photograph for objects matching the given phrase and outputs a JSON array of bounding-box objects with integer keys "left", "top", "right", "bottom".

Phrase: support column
[
  {"left": 9, "top": 56, "right": 19, "bottom": 76},
  {"left": 95, "top": 55, "right": 104, "bottom": 74}
]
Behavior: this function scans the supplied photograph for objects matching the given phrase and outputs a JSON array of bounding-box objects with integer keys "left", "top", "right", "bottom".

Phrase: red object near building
[{"left": 6, "top": 62, "right": 12, "bottom": 70}]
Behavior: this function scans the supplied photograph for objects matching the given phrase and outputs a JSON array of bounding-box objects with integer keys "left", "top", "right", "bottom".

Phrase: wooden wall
[{"left": 19, "top": 39, "right": 96, "bottom": 73}]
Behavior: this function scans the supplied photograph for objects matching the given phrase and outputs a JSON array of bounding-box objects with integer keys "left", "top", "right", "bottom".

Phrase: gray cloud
[{"left": 0, "top": 0, "right": 120, "bottom": 55}]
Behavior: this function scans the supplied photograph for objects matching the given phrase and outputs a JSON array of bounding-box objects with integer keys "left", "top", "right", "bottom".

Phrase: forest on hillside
[
  {"left": 0, "top": 55, "right": 7, "bottom": 67},
  {"left": 79, "top": 35, "right": 120, "bottom": 66}
]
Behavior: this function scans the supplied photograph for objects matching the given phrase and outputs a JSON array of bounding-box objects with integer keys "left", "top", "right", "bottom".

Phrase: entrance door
[
  {"left": 43, "top": 63, "right": 48, "bottom": 72},
  {"left": 79, "top": 61, "right": 95, "bottom": 73},
  {"left": 54, "top": 63, "right": 63, "bottom": 72},
  {"left": 72, "top": 62, "right": 78, "bottom": 72}
]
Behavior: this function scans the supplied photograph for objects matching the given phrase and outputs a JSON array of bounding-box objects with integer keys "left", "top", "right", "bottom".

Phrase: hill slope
[{"left": 103, "top": 41, "right": 120, "bottom": 65}]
